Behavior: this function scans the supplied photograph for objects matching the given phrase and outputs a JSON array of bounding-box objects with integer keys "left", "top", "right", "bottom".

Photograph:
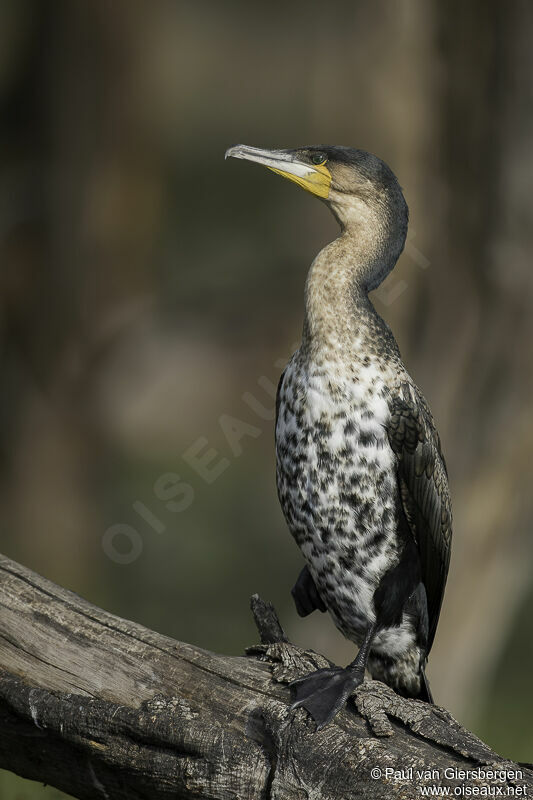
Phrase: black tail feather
[{"left": 418, "top": 667, "right": 434, "bottom": 703}]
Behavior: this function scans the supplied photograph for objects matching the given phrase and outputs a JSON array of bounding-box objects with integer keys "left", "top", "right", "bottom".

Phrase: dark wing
[
  {"left": 275, "top": 368, "right": 286, "bottom": 430},
  {"left": 386, "top": 382, "right": 452, "bottom": 653}
]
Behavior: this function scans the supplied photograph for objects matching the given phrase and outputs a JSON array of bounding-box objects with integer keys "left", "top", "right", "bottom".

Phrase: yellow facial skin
[{"left": 268, "top": 162, "right": 331, "bottom": 199}]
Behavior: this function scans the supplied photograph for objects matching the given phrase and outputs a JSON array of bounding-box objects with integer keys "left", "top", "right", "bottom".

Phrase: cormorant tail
[{"left": 418, "top": 667, "right": 434, "bottom": 704}]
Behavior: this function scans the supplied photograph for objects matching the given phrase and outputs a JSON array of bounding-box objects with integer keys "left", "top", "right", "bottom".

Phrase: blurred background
[{"left": 0, "top": 0, "right": 532, "bottom": 796}]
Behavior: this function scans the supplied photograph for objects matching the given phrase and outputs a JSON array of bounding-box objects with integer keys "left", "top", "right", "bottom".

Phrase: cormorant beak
[{"left": 225, "top": 144, "right": 331, "bottom": 199}]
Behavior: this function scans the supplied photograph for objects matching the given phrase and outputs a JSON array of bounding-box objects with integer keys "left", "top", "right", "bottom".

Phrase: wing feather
[{"left": 387, "top": 383, "right": 452, "bottom": 653}]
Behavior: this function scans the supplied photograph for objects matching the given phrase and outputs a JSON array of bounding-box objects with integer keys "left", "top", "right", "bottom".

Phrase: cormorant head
[{"left": 225, "top": 144, "right": 408, "bottom": 286}]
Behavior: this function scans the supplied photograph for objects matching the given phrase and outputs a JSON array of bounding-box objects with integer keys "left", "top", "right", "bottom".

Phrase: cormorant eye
[{"left": 311, "top": 153, "right": 327, "bottom": 166}]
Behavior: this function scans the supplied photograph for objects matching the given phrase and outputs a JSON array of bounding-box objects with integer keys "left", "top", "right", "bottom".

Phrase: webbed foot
[
  {"left": 289, "top": 666, "right": 364, "bottom": 729},
  {"left": 291, "top": 566, "right": 327, "bottom": 617}
]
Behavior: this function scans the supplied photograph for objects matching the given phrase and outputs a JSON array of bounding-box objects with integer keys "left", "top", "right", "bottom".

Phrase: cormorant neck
[{"left": 302, "top": 228, "right": 398, "bottom": 355}]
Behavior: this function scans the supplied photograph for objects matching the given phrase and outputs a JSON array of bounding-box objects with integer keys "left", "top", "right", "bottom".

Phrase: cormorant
[{"left": 225, "top": 144, "right": 452, "bottom": 729}]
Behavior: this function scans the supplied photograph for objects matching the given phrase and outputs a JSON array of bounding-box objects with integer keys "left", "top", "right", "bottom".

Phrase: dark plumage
[{"left": 226, "top": 143, "right": 452, "bottom": 728}]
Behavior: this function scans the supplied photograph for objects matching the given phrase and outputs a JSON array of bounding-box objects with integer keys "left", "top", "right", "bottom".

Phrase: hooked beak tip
[{"left": 225, "top": 145, "right": 243, "bottom": 161}]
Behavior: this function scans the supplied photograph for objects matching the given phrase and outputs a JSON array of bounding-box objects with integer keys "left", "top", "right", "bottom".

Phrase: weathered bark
[{"left": 0, "top": 554, "right": 530, "bottom": 799}]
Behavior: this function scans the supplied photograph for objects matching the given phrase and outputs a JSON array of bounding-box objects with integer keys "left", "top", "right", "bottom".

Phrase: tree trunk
[{"left": 0, "top": 553, "right": 530, "bottom": 799}]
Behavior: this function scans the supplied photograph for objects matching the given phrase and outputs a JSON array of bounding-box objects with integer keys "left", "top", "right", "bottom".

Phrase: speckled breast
[{"left": 276, "top": 354, "right": 401, "bottom": 643}]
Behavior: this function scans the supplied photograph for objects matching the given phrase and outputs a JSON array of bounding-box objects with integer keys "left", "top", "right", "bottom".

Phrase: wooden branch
[{"left": 0, "top": 554, "right": 530, "bottom": 799}]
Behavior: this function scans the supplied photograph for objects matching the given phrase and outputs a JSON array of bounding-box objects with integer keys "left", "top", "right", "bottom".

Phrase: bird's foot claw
[{"left": 289, "top": 666, "right": 364, "bottom": 729}]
